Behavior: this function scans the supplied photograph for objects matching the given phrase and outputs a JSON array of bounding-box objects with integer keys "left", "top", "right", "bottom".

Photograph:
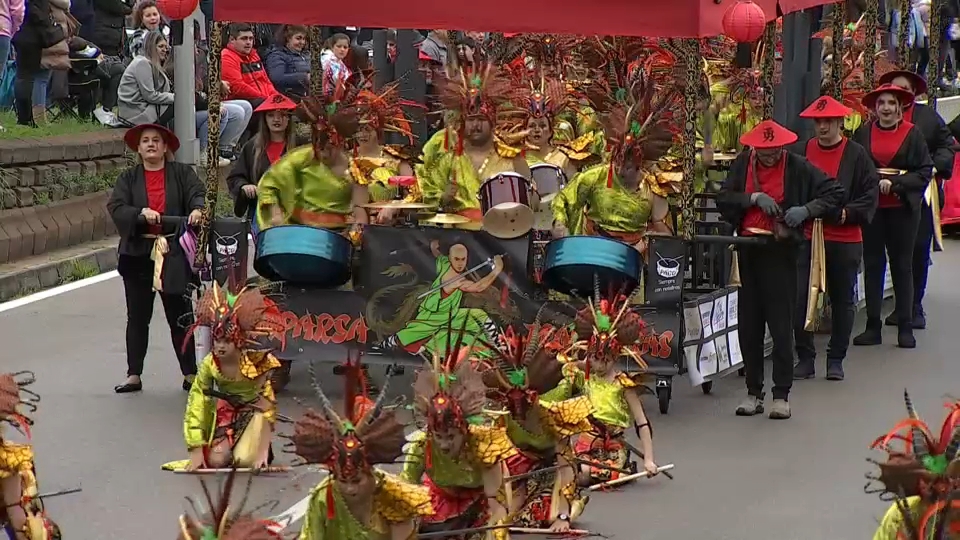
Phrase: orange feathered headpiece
[
  {"left": 176, "top": 469, "right": 283, "bottom": 539},
  {"left": 296, "top": 72, "right": 365, "bottom": 155},
  {"left": 357, "top": 82, "right": 416, "bottom": 144},
  {"left": 191, "top": 283, "right": 284, "bottom": 350},
  {"left": 0, "top": 371, "right": 39, "bottom": 439}
]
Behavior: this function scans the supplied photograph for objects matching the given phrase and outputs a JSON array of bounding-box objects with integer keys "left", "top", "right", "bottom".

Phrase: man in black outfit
[
  {"left": 792, "top": 95, "right": 878, "bottom": 382},
  {"left": 717, "top": 120, "right": 843, "bottom": 420},
  {"left": 877, "top": 70, "right": 954, "bottom": 330}
]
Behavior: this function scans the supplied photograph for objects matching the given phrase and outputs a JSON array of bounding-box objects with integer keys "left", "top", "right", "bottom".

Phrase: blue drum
[
  {"left": 254, "top": 225, "right": 353, "bottom": 287},
  {"left": 542, "top": 235, "right": 642, "bottom": 297}
]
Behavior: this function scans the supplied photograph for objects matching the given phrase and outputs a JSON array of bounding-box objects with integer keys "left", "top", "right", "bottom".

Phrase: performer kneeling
[
  {"left": 867, "top": 392, "right": 960, "bottom": 539},
  {"left": 717, "top": 120, "right": 842, "bottom": 420},
  {"left": 0, "top": 372, "right": 60, "bottom": 540},
  {"left": 482, "top": 322, "right": 593, "bottom": 532},
  {"left": 852, "top": 84, "right": 933, "bottom": 349},
  {"left": 257, "top": 78, "right": 371, "bottom": 230},
  {"left": 401, "top": 354, "right": 517, "bottom": 540},
  {"left": 175, "top": 284, "right": 285, "bottom": 472},
  {"left": 290, "top": 360, "right": 433, "bottom": 540},
  {"left": 542, "top": 293, "right": 659, "bottom": 485},
  {"left": 793, "top": 96, "right": 878, "bottom": 381}
]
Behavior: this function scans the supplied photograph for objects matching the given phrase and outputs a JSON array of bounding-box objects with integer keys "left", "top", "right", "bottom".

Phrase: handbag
[{"left": 40, "top": 41, "right": 70, "bottom": 71}]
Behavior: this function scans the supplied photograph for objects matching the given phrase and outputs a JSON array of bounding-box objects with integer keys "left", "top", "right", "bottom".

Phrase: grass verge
[{"left": 0, "top": 110, "right": 107, "bottom": 140}]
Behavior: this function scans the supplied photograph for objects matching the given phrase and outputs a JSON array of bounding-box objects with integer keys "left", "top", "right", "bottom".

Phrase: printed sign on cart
[
  {"left": 682, "top": 286, "right": 743, "bottom": 386},
  {"left": 646, "top": 236, "right": 686, "bottom": 307}
]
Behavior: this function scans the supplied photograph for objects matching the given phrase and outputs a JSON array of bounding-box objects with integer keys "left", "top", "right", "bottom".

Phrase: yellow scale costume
[
  {"left": 351, "top": 146, "right": 412, "bottom": 202},
  {"left": 163, "top": 283, "right": 285, "bottom": 472},
  {"left": 289, "top": 359, "right": 433, "bottom": 540},
  {"left": 0, "top": 371, "right": 60, "bottom": 540}
]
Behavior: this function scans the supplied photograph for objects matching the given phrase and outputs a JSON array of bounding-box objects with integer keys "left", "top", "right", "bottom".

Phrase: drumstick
[
  {"left": 174, "top": 466, "right": 291, "bottom": 475},
  {"left": 587, "top": 464, "right": 675, "bottom": 490}
]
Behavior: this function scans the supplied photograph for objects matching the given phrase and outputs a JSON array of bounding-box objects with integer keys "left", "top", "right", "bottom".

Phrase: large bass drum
[
  {"left": 531, "top": 164, "right": 567, "bottom": 231},
  {"left": 254, "top": 225, "right": 353, "bottom": 288},
  {"left": 542, "top": 235, "right": 642, "bottom": 296}
]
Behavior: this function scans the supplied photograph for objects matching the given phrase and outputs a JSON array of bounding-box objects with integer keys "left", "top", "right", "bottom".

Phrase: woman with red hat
[
  {"left": 226, "top": 93, "right": 302, "bottom": 234},
  {"left": 878, "top": 70, "right": 954, "bottom": 331},
  {"left": 793, "top": 95, "right": 879, "bottom": 382},
  {"left": 716, "top": 119, "right": 843, "bottom": 420},
  {"left": 106, "top": 124, "right": 205, "bottom": 394},
  {"left": 851, "top": 83, "right": 934, "bottom": 349}
]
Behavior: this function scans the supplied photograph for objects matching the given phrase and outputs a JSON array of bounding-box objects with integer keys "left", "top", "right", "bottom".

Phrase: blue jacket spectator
[{"left": 265, "top": 24, "right": 308, "bottom": 98}]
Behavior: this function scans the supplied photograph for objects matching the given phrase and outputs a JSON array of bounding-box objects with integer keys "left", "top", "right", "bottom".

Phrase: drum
[
  {"left": 479, "top": 172, "right": 535, "bottom": 239},
  {"left": 254, "top": 225, "right": 353, "bottom": 287},
  {"left": 530, "top": 163, "right": 567, "bottom": 204},
  {"left": 542, "top": 235, "right": 642, "bottom": 297}
]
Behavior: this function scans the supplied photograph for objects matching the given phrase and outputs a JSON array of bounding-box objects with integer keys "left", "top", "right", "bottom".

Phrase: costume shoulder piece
[
  {"left": 465, "top": 423, "right": 517, "bottom": 465},
  {"left": 373, "top": 470, "right": 433, "bottom": 522},
  {"left": 865, "top": 390, "right": 960, "bottom": 539},
  {"left": 349, "top": 156, "right": 397, "bottom": 186},
  {"left": 176, "top": 469, "right": 281, "bottom": 539}
]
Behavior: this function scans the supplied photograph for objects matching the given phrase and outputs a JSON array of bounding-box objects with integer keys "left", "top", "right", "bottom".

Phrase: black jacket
[
  {"left": 83, "top": 0, "right": 131, "bottom": 57},
  {"left": 226, "top": 135, "right": 309, "bottom": 218},
  {"left": 908, "top": 103, "right": 954, "bottom": 179},
  {"left": 852, "top": 120, "right": 933, "bottom": 212},
  {"left": 13, "top": 0, "right": 64, "bottom": 62},
  {"left": 795, "top": 138, "right": 879, "bottom": 227},
  {"left": 107, "top": 162, "right": 205, "bottom": 258},
  {"left": 716, "top": 150, "right": 844, "bottom": 240}
]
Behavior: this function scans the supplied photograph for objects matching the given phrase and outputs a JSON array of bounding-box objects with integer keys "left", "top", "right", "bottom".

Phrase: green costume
[
  {"left": 551, "top": 164, "right": 661, "bottom": 237},
  {"left": 711, "top": 83, "right": 762, "bottom": 154},
  {"left": 394, "top": 254, "right": 494, "bottom": 358},
  {"left": 256, "top": 145, "right": 355, "bottom": 229},
  {"left": 418, "top": 139, "right": 520, "bottom": 215}
]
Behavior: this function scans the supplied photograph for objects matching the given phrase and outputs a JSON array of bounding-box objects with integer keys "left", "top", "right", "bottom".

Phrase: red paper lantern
[
  {"left": 155, "top": 0, "right": 199, "bottom": 21},
  {"left": 722, "top": 0, "right": 767, "bottom": 43}
]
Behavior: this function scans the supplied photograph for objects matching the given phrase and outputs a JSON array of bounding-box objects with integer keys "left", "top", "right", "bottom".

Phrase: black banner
[
  {"left": 645, "top": 236, "right": 687, "bottom": 308},
  {"left": 262, "top": 227, "right": 680, "bottom": 374}
]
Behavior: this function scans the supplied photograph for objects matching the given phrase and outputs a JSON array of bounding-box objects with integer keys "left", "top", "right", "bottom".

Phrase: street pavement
[{"left": 3, "top": 242, "right": 960, "bottom": 540}]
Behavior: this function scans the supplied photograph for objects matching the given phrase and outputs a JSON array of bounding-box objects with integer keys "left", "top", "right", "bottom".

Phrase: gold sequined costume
[
  {"left": 288, "top": 356, "right": 433, "bottom": 540},
  {"left": 0, "top": 372, "right": 60, "bottom": 540}
]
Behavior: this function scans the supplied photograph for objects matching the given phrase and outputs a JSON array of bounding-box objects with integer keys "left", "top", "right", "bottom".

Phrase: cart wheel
[
  {"left": 701, "top": 381, "right": 713, "bottom": 394},
  {"left": 657, "top": 386, "right": 670, "bottom": 414}
]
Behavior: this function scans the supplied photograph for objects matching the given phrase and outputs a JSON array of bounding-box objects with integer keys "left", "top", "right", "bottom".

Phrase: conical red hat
[
  {"left": 739, "top": 119, "right": 798, "bottom": 149},
  {"left": 799, "top": 95, "right": 853, "bottom": 119},
  {"left": 255, "top": 93, "right": 298, "bottom": 113}
]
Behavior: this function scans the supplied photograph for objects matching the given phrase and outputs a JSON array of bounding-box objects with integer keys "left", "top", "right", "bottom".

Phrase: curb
[{"left": 0, "top": 240, "right": 118, "bottom": 303}]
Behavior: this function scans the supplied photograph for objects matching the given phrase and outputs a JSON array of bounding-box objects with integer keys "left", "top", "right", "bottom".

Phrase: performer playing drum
[
  {"left": 257, "top": 77, "right": 371, "bottom": 230},
  {"left": 418, "top": 57, "right": 531, "bottom": 230}
]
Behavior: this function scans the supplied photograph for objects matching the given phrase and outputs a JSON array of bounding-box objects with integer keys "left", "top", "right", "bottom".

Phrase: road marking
[{"left": 0, "top": 271, "right": 119, "bottom": 313}]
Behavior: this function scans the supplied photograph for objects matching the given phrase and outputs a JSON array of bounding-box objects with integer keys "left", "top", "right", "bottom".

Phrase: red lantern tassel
[
  {"left": 584, "top": 358, "right": 591, "bottom": 380},
  {"left": 606, "top": 164, "right": 614, "bottom": 188},
  {"left": 325, "top": 482, "right": 336, "bottom": 519}
]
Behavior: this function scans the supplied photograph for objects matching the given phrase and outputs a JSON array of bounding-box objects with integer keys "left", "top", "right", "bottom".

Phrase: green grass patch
[
  {"left": 60, "top": 259, "right": 98, "bottom": 284},
  {"left": 0, "top": 110, "right": 106, "bottom": 140}
]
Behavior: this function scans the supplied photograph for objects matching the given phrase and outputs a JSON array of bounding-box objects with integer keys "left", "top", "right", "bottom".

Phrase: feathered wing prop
[{"left": 177, "top": 469, "right": 282, "bottom": 540}]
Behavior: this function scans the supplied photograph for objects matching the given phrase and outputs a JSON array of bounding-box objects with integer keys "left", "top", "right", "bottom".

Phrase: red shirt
[
  {"left": 804, "top": 138, "right": 861, "bottom": 243},
  {"left": 144, "top": 169, "right": 165, "bottom": 235},
  {"left": 266, "top": 140, "right": 285, "bottom": 165},
  {"left": 741, "top": 152, "right": 786, "bottom": 236},
  {"left": 903, "top": 105, "right": 915, "bottom": 124},
  {"left": 871, "top": 122, "right": 913, "bottom": 208}
]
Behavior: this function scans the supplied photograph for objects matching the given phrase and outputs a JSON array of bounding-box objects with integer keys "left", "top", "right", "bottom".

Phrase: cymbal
[
  {"left": 877, "top": 168, "right": 906, "bottom": 177},
  {"left": 422, "top": 213, "right": 472, "bottom": 225},
  {"left": 713, "top": 153, "right": 738, "bottom": 162},
  {"left": 362, "top": 200, "right": 436, "bottom": 210},
  {"left": 744, "top": 227, "right": 774, "bottom": 236}
]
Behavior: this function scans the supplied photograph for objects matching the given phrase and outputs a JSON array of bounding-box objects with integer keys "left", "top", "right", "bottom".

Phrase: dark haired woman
[
  {"left": 265, "top": 24, "right": 310, "bottom": 99},
  {"left": 106, "top": 124, "right": 204, "bottom": 394},
  {"left": 320, "top": 32, "right": 351, "bottom": 84}
]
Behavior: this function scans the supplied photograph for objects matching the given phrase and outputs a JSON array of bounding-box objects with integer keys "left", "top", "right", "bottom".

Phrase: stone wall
[{"left": 0, "top": 130, "right": 129, "bottom": 265}]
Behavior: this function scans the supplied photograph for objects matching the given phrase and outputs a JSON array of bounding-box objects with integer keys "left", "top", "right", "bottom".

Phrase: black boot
[
  {"left": 793, "top": 358, "right": 815, "bottom": 380},
  {"left": 14, "top": 99, "right": 35, "bottom": 127},
  {"left": 898, "top": 327, "right": 916, "bottom": 349},
  {"left": 913, "top": 305, "right": 926, "bottom": 330},
  {"left": 884, "top": 312, "right": 898, "bottom": 327},
  {"left": 853, "top": 319, "right": 883, "bottom": 346},
  {"left": 825, "top": 360, "right": 844, "bottom": 381}
]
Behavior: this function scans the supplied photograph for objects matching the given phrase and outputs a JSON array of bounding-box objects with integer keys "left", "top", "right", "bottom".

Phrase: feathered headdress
[
  {"left": 866, "top": 391, "right": 960, "bottom": 539},
  {"left": 481, "top": 308, "right": 564, "bottom": 417},
  {"left": 296, "top": 73, "right": 365, "bottom": 156},
  {"left": 190, "top": 283, "right": 285, "bottom": 350},
  {"left": 578, "top": 37, "right": 686, "bottom": 187},
  {"left": 176, "top": 470, "right": 282, "bottom": 540},
  {"left": 701, "top": 36, "right": 763, "bottom": 117},
  {"left": 523, "top": 74, "right": 572, "bottom": 121},
  {"left": 436, "top": 58, "right": 518, "bottom": 152},
  {"left": 487, "top": 33, "right": 579, "bottom": 82},
  {"left": 0, "top": 371, "right": 39, "bottom": 439},
  {"left": 357, "top": 82, "right": 416, "bottom": 144},
  {"left": 572, "top": 280, "right": 648, "bottom": 379}
]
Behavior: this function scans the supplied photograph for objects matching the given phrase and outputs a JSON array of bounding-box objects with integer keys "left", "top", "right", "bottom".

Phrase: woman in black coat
[
  {"left": 12, "top": 0, "right": 64, "bottom": 125},
  {"left": 107, "top": 123, "right": 204, "bottom": 394}
]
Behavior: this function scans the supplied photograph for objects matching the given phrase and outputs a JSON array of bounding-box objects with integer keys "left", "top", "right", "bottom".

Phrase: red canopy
[{"left": 214, "top": 0, "right": 837, "bottom": 38}]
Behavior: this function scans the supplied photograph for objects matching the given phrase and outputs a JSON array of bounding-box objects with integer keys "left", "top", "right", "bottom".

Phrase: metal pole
[
  {"left": 864, "top": 0, "right": 879, "bottom": 86},
  {"left": 194, "top": 20, "right": 224, "bottom": 269},
  {"left": 928, "top": 0, "right": 943, "bottom": 106},
  {"left": 897, "top": 0, "right": 911, "bottom": 68},
  {"left": 761, "top": 21, "right": 777, "bottom": 119},
  {"left": 831, "top": 1, "right": 847, "bottom": 101},
  {"left": 173, "top": 9, "right": 199, "bottom": 164},
  {"left": 309, "top": 26, "right": 323, "bottom": 97},
  {"left": 680, "top": 38, "right": 701, "bottom": 241}
]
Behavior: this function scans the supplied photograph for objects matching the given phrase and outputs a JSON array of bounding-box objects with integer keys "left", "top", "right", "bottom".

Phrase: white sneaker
[{"left": 93, "top": 107, "right": 117, "bottom": 126}]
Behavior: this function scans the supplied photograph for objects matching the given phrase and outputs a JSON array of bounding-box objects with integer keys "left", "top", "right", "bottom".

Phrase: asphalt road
[{"left": 3, "top": 242, "right": 959, "bottom": 539}]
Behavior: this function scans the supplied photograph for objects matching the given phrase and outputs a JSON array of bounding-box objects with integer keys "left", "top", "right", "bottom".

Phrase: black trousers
[
  {"left": 119, "top": 255, "right": 197, "bottom": 377},
  {"left": 795, "top": 240, "right": 863, "bottom": 363},
  {"left": 912, "top": 202, "right": 934, "bottom": 309},
  {"left": 863, "top": 205, "right": 920, "bottom": 327},
  {"left": 738, "top": 242, "right": 799, "bottom": 400}
]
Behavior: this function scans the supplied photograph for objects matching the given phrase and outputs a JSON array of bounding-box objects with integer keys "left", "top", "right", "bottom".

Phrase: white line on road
[{"left": 0, "top": 271, "right": 119, "bottom": 314}]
